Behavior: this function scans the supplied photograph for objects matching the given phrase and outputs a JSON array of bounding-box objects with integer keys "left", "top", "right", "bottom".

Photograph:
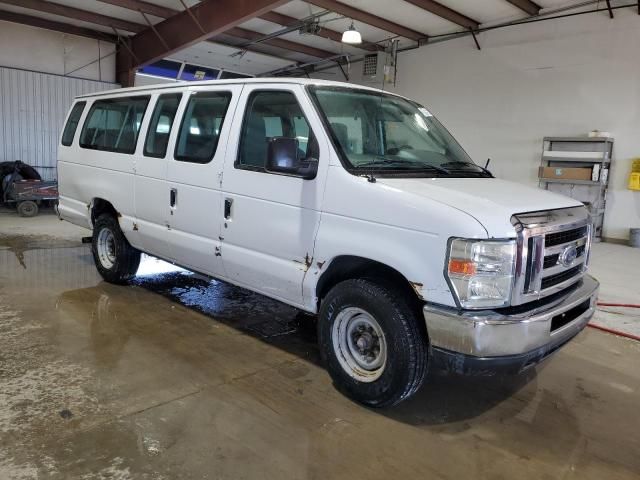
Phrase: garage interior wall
[
  {"left": 0, "top": 20, "right": 116, "bottom": 82},
  {"left": 0, "top": 21, "right": 117, "bottom": 180},
  {"left": 315, "top": 8, "right": 639, "bottom": 242},
  {"left": 396, "top": 9, "right": 640, "bottom": 242}
]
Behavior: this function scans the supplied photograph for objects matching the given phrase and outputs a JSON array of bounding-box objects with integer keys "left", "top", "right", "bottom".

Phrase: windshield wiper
[
  {"left": 356, "top": 159, "right": 412, "bottom": 169},
  {"left": 440, "top": 161, "right": 493, "bottom": 177},
  {"left": 355, "top": 158, "right": 451, "bottom": 174}
]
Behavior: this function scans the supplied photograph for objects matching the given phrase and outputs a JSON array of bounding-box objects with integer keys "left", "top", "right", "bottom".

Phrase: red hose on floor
[
  {"left": 587, "top": 323, "right": 640, "bottom": 342},
  {"left": 588, "top": 302, "right": 640, "bottom": 342},
  {"left": 597, "top": 302, "right": 640, "bottom": 308}
]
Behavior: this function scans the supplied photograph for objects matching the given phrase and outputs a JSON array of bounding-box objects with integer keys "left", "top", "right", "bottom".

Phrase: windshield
[{"left": 308, "top": 86, "right": 490, "bottom": 178}]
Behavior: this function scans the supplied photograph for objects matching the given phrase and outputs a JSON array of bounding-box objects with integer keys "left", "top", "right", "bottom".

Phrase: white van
[{"left": 58, "top": 79, "right": 598, "bottom": 407}]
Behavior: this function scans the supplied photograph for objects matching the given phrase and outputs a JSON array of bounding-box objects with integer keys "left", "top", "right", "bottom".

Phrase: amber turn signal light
[{"left": 448, "top": 259, "right": 477, "bottom": 276}]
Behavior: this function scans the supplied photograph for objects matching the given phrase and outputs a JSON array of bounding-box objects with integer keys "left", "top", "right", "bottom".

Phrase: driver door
[{"left": 218, "top": 84, "right": 329, "bottom": 308}]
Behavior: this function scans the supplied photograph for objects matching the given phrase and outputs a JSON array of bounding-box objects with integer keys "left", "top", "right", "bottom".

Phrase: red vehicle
[{"left": 0, "top": 161, "right": 58, "bottom": 217}]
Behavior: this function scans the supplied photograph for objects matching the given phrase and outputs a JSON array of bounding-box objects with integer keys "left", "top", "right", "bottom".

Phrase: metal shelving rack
[{"left": 539, "top": 136, "right": 614, "bottom": 240}]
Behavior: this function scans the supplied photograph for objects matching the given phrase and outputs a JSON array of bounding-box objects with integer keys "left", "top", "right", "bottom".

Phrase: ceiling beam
[
  {"left": 212, "top": 37, "right": 313, "bottom": 64},
  {"left": 96, "top": 0, "right": 176, "bottom": 19},
  {"left": 98, "top": 1, "right": 345, "bottom": 62},
  {"left": 97, "top": 1, "right": 380, "bottom": 52},
  {"left": 258, "top": 10, "right": 379, "bottom": 51},
  {"left": 0, "top": 0, "right": 144, "bottom": 33},
  {"left": 505, "top": 0, "right": 541, "bottom": 16},
  {"left": 0, "top": 9, "right": 117, "bottom": 42},
  {"left": 402, "top": 0, "right": 479, "bottom": 29},
  {"left": 221, "top": 27, "right": 336, "bottom": 58},
  {"left": 119, "top": 0, "right": 289, "bottom": 70},
  {"left": 307, "top": 0, "right": 427, "bottom": 41}
]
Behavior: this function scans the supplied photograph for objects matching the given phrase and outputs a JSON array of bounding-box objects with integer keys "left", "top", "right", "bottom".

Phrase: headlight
[{"left": 445, "top": 238, "right": 516, "bottom": 309}]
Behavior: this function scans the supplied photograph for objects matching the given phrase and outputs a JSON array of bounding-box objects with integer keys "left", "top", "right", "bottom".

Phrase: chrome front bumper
[{"left": 423, "top": 275, "right": 599, "bottom": 362}]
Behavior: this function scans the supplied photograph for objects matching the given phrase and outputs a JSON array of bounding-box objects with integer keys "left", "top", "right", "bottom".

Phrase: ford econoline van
[{"left": 57, "top": 79, "right": 598, "bottom": 407}]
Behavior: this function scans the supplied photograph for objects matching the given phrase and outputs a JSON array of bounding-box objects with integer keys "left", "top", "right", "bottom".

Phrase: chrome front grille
[
  {"left": 511, "top": 207, "right": 592, "bottom": 305},
  {"left": 541, "top": 265, "right": 583, "bottom": 290},
  {"left": 545, "top": 226, "right": 589, "bottom": 247},
  {"left": 543, "top": 243, "right": 586, "bottom": 269}
]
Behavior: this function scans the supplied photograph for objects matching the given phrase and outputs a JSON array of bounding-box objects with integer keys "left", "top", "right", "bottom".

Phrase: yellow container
[{"left": 629, "top": 158, "right": 640, "bottom": 190}]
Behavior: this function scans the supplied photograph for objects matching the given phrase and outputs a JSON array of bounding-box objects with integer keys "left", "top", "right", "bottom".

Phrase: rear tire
[
  {"left": 318, "top": 279, "right": 428, "bottom": 408},
  {"left": 17, "top": 200, "right": 38, "bottom": 217},
  {"left": 92, "top": 213, "right": 140, "bottom": 284}
]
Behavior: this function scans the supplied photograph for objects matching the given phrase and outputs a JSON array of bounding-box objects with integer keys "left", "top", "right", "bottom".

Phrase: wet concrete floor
[{"left": 1, "top": 218, "right": 639, "bottom": 479}]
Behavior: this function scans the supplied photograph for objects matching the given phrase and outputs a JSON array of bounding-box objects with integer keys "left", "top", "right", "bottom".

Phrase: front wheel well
[{"left": 316, "top": 255, "right": 424, "bottom": 310}]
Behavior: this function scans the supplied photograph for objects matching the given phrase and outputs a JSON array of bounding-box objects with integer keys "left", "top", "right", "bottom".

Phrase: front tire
[
  {"left": 92, "top": 214, "right": 140, "bottom": 284},
  {"left": 318, "top": 279, "right": 428, "bottom": 408}
]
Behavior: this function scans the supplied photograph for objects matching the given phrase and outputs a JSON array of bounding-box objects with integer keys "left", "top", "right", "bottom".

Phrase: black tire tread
[
  {"left": 92, "top": 213, "right": 140, "bottom": 284},
  {"left": 319, "top": 278, "right": 428, "bottom": 408}
]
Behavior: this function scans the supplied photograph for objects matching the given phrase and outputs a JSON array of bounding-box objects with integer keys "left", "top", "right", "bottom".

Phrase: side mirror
[{"left": 266, "top": 137, "right": 318, "bottom": 180}]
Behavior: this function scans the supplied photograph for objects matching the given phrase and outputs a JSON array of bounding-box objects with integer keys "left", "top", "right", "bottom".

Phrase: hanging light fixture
[{"left": 341, "top": 21, "right": 362, "bottom": 45}]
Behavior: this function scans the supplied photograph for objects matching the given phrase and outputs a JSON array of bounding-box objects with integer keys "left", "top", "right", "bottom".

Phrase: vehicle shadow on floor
[
  {"left": 133, "top": 270, "right": 539, "bottom": 425},
  {"left": 379, "top": 370, "right": 537, "bottom": 426}
]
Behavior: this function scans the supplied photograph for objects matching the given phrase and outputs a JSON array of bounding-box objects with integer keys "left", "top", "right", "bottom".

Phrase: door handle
[
  {"left": 224, "top": 198, "right": 233, "bottom": 219},
  {"left": 170, "top": 188, "right": 177, "bottom": 208}
]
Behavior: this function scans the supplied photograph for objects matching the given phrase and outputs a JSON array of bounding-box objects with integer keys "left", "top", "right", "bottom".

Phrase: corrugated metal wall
[{"left": 0, "top": 66, "right": 116, "bottom": 180}]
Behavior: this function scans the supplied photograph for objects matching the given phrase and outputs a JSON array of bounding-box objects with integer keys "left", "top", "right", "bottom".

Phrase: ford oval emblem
[{"left": 559, "top": 245, "right": 578, "bottom": 267}]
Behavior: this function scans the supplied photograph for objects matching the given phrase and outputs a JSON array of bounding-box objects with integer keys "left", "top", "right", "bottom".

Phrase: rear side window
[
  {"left": 79, "top": 96, "right": 150, "bottom": 154},
  {"left": 144, "top": 93, "right": 182, "bottom": 158},
  {"left": 174, "top": 91, "right": 232, "bottom": 163},
  {"left": 61, "top": 101, "right": 86, "bottom": 146}
]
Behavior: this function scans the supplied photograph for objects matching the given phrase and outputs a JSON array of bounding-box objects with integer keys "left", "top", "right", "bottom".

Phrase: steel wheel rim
[
  {"left": 332, "top": 307, "right": 387, "bottom": 382},
  {"left": 97, "top": 228, "right": 116, "bottom": 269}
]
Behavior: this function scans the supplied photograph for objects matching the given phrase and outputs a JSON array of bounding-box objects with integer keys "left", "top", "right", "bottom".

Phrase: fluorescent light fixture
[{"left": 342, "top": 22, "right": 362, "bottom": 45}]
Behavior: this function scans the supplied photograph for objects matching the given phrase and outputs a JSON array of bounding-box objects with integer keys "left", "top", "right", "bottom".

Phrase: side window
[
  {"left": 237, "top": 90, "right": 318, "bottom": 170},
  {"left": 61, "top": 101, "right": 86, "bottom": 146},
  {"left": 79, "top": 96, "right": 150, "bottom": 154},
  {"left": 174, "top": 91, "right": 232, "bottom": 163},
  {"left": 144, "top": 93, "right": 182, "bottom": 158},
  {"left": 264, "top": 117, "right": 283, "bottom": 137}
]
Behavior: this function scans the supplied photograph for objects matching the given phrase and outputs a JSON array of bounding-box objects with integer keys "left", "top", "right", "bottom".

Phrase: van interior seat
[{"left": 242, "top": 115, "right": 267, "bottom": 167}]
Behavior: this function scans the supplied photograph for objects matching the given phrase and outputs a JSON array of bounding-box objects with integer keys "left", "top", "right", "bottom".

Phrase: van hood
[{"left": 376, "top": 177, "right": 583, "bottom": 237}]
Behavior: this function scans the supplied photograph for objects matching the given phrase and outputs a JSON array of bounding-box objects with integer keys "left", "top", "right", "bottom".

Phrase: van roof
[{"left": 74, "top": 77, "right": 401, "bottom": 100}]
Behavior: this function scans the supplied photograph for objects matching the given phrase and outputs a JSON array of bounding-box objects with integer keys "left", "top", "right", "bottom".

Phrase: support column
[{"left": 115, "top": 44, "right": 135, "bottom": 87}]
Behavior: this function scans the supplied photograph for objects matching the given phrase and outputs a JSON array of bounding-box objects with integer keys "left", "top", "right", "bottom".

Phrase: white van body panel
[
  {"left": 304, "top": 164, "right": 488, "bottom": 308},
  {"left": 375, "top": 177, "right": 583, "bottom": 238},
  {"left": 58, "top": 146, "right": 137, "bottom": 235}
]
